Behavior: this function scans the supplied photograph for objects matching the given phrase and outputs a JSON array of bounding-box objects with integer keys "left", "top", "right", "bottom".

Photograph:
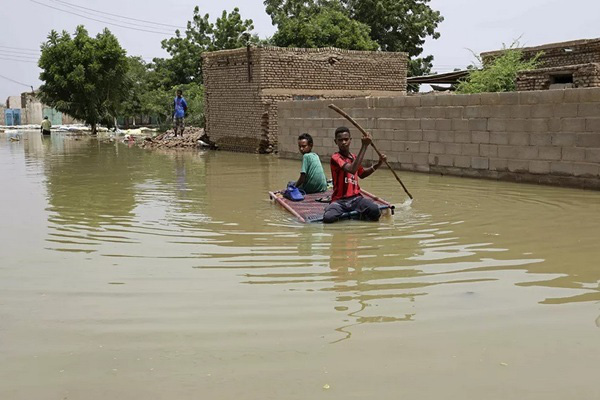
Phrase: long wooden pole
[{"left": 328, "top": 103, "right": 413, "bottom": 200}]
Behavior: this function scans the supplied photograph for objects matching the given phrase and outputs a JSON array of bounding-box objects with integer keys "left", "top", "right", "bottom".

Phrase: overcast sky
[{"left": 1, "top": 0, "right": 599, "bottom": 102}]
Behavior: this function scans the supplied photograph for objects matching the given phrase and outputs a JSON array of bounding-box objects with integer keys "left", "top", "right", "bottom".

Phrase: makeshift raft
[{"left": 269, "top": 189, "right": 394, "bottom": 223}]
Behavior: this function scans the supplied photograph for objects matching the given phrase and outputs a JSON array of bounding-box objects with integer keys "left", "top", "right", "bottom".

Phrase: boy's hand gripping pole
[{"left": 328, "top": 104, "right": 413, "bottom": 200}]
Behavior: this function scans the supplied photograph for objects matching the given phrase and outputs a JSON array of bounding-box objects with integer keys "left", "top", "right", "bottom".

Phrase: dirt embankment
[{"left": 139, "top": 127, "right": 216, "bottom": 150}]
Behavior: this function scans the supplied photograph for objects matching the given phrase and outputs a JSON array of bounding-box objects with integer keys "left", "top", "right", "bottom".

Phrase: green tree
[
  {"left": 265, "top": 0, "right": 442, "bottom": 79},
  {"left": 270, "top": 3, "right": 378, "bottom": 50},
  {"left": 157, "top": 7, "right": 257, "bottom": 87},
  {"left": 456, "top": 45, "right": 541, "bottom": 94},
  {"left": 121, "top": 56, "right": 149, "bottom": 123},
  {"left": 38, "top": 26, "right": 129, "bottom": 134}
]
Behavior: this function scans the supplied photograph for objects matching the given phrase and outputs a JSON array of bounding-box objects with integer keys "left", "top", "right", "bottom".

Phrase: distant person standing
[
  {"left": 173, "top": 89, "right": 188, "bottom": 137},
  {"left": 40, "top": 116, "right": 52, "bottom": 135}
]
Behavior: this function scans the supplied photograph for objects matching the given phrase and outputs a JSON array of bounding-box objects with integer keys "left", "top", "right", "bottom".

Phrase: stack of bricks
[
  {"left": 277, "top": 88, "right": 600, "bottom": 190},
  {"left": 202, "top": 46, "right": 407, "bottom": 153}
]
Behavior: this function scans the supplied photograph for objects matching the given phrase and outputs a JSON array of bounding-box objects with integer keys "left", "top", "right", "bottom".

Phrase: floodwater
[{"left": 0, "top": 130, "right": 599, "bottom": 400}]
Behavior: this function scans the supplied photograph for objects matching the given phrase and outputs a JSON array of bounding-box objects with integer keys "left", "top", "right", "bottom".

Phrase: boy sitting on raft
[
  {"left": 293, "top": 133, "right": 328, "bottom": 194},
  {"left": 323, "top": 126, "right": 386, "bottom": 223}
]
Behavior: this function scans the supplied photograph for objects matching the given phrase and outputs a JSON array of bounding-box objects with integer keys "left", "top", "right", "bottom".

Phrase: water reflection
[{"left": 9, "top": 130, "right": 600, "bottom": 324}]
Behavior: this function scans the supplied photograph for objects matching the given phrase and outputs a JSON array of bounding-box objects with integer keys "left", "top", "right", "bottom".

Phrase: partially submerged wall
[
  {"left": 277, "top": 88, "right": 600, "bottom": 190},
  {"left": 203, "top": 46, "right": 407, "bottom": 153}
]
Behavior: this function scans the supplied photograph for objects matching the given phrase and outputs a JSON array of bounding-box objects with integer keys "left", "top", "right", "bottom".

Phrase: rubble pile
[{"left": 139, "top": 127, "right": 216, "bottom": 150}]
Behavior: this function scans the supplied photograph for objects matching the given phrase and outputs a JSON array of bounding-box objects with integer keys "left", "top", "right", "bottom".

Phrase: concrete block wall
[{"left": 277, "top": 88, "right": 600, "bottom": 190}]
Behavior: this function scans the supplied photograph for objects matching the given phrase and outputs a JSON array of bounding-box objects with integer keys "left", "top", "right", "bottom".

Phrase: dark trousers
[
  {"left": 323, "top": 195, "right": 381, "bottom": 223},
  {"left": 42, "top": 130, "right": 51, "bottom": 135}
]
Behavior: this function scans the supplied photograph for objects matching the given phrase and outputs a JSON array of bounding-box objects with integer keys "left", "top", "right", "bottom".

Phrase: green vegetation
[
  {"left": 37, "top": 2, "right": 445, "bottom": 130},
  {"left": 38, "top": 26, "right": 129, "bottom": 134},
  {"left": 456, "top": 45, "right": 541, "bottom": 94}
]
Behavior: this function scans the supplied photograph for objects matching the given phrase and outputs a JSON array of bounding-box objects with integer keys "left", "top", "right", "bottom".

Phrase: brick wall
[
  {"left": 482, "top": 38, "right": 600, "bottom": 68},
  {"left": 203, "top": 46, "right": 407, "bottom": 153},
  {"left": 517, "top": 63, "right": 600, "bottom": 91},
  {"left": 277, "top": 88, "right": 600, "bottom": 190}
]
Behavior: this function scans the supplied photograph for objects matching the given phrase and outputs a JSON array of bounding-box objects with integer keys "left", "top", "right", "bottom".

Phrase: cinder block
[
  {"left": 471, "top": 157, "right": 489, "bottom": 170},
  {"left": 538, "top": 146, "right": 562, "bottom": 160},
  {"left": 437, "top": 95, "right": 455, "bottom": 106},
  {"left": 464, "top": 106, "right": 480, "bottom": 118},
  {"left": 391, "top": 141, "right": 408, "bottom": 152},
  {"left": 472, "top": 131, "right": 490, "bottom": 144},
  {"left": 578, "top": 103, "right": 600, "bottom": 117},
  {"left": 553, "top": 103, "right": 578, "bottom": 117},
  {"left": 376, "top": 97, "right": 396, "bottom": 108},
  {"left": 585, "top": 148, "right": 600, "bottom": 162},
  {"left": 469, "top": 119, "right": 488, "bottom": 131},
  {"left": 405, "top": 119, "right": 421, "bottom": 130},
  {"left": 430, "top": 142, "right": 445, "bottom": 154},
  {"left": 519, "top": 91, "right": 543, "bottom": 105},
  {"left": 420, "top": 96, "right": 437, "bottom": 106},
  {"left": 439, "top": 131, "right": 455, "bottom": 143},
  {"left": 507, "top": 119, "right": 531, "bottom": 132},
  {"left": 550, "top": 162, "right": 574, "bottom": 175},
  {"left": 562, "top": 147, "right": 586, "bottom": 161},
  {"left": 455, "top": 131, "right": 471, "bottom": 143},
  {"left": 487, "top": 118, "right": 508, "bottom": 131},
  {"left": 489, "top": 158, "right": 508, "bottom": 171},
  {"left": 480, "top": 92, "right": 501, "bottom": 105},
  {"left": 578, "top": 87, "right": 600, "bottom": 103},
  {"left": 405, "top": 96, "right": 421, "bottom": 107},
  {"left": 572, "top": 162, "right": 600, "bottom": 177},
  {"left": 497, "top": 92, "right": 520, "bottom": 105},
  {"left": 408, "top": 130, "right": 423, "bottom": 141},
  {"left": 530, "top": 133, "right": 552, "bottom": 146},
  {"left": 466, "top": 94, "right": 481, "bottom": 105},
  {"left": 510, "top": 104, "right": 531, "bottom": 118},
  {"left": 497, "top": 145, "right": 514, "bottom": 159},
  {"left": 529, "top": 160, "right": 550, "bottom": 174},
  {"left": 423, "top": 130, "right": 439, "bottom": 142},
  {"left": 393, "top": 96, "right": 407, "bottom": 107},
  {"left": 450, "top": 94, "right": 472, "bottom": 106},
  {"left": 397, "top": 108, "right": 416, "bottom": 118},
  {"left": 421, "top": 119, "right": 436, "bottom": 130},
  {"left": 452, "top": 119, "right": 469, "bottom": 131},
  {"left": 515, "top": 146, "right": 538, "bottom": 160},
  {"left": 480, "top": 144, "right": 498, "bottom": 157},
  {"left": 490, "top": 132, "right": 509, "bottom": 145},
  {"left": 446, "top": 143, "right": 461, "bottom": 155},
  {"left": 435, "top": 119, "right": 453, "bottom": 131},
  {"left": 508, "top": 132, "right": 530, "bottom": 146},
  {"left": 378, "top": 140, "right": 393, "bottom": 151},
  {"left": 395, "top": 153, "right": 413, "bottom": 164},
  {"left": 550, "top": 132, "right": 575, "bottom": 146},
  {"left": 576, "top": 133, "right": 600, "bottom": 147},
  {"left": 561, "top": 118, "right": 586, "bottom": 131},
  {"left": 445, "top": 107, "right": 463, "bottom": 118},
  {"left": 419, "top": 142, "right": 430, "bottom": 153},
  {"left": 454, "top": 155, "right": 471, "bottom": 168},
  {"left": 547, "top": 118, "right": 561, "bottom": 132},
  {"left": 537, "top": 89, "right": 565, "bottom": 104},
  {"left": 585, "top": 118, "right": 600, "bottom": 132},
  {"left": 508, "top": 159, "right": 529, "bottom": 172},
  {"left": 461, "top": 143, "right": 479, "bottom": 156},
  {"left": 412, "top": 153, "right": 429, "bottom": 165}
]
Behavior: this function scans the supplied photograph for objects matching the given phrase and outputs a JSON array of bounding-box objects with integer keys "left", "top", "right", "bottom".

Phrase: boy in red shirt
[{"left": 323, "top": 126, "right": 386, "bottom": 223}]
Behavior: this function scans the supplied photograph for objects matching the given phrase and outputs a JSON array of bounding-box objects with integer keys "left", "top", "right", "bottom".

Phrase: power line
[
  {"left": 51, "top": 0, "right": 186, "bottom": 30},
  {"left": 29, "top": 0, "right": 175, "bottom": 36},
  {"left": 48, "top": 0, "right": 181, "bottom": 33},
  {"left": 0, "top": 51, "right": 39, "bottom": 60},
  {"left": 0, "top": 45, "right": 40, "bottom": 54},
  {"left": 0, "top": 73, "right": 33, "bottom": 87},
  {"left": 0, "top": 57, "right": 38, "bottom": 64}
]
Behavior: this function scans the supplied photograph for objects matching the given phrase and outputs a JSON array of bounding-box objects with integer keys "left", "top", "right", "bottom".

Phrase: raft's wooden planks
[{"left": 269, "top": 189, "right": 394, "bottom": 223}]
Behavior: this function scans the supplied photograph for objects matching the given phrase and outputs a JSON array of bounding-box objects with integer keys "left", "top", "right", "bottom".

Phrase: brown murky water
[{"left": 1, "top": 131, "right": 599, "bottom": 399}]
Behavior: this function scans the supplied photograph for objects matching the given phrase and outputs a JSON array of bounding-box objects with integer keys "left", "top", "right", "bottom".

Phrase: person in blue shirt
[{"left": 173, "top": 89, "right": 188, "bottom": 137}]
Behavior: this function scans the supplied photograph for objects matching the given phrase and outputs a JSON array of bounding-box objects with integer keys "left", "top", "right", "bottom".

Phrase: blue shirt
[{"left": 174, "top": 96, "right": 187, "bottom": 118}]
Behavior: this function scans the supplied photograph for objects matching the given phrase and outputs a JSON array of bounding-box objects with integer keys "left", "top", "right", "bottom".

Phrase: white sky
[{"left": 1, "top": 0, "right": 599, "bottom": 101}]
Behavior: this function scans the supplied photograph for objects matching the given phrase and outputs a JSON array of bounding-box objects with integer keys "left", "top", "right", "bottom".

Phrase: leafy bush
[{"left": 456, "top": 44, "right": 541, "bottom": 94}]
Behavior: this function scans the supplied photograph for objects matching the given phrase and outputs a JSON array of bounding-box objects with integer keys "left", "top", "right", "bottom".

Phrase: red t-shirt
[{"left": 330, "top": 152, "right": 364, "bottom": 201}]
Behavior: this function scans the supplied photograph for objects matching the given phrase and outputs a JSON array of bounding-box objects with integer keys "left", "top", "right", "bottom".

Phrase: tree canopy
[
  {"left": 38, "top": 26, "right": 129, "bottom": 134},
  {"left": 157, "top": 7, "right": 258, "bottom": 87}
]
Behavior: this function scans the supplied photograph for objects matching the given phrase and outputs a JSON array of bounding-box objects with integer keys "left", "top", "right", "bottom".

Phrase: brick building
[
  {"left": 202, "top": 46, "right": 407, "bottom": 153},
  {"left": 481, "top": 38, "right": 600, "bottom": 91}
]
